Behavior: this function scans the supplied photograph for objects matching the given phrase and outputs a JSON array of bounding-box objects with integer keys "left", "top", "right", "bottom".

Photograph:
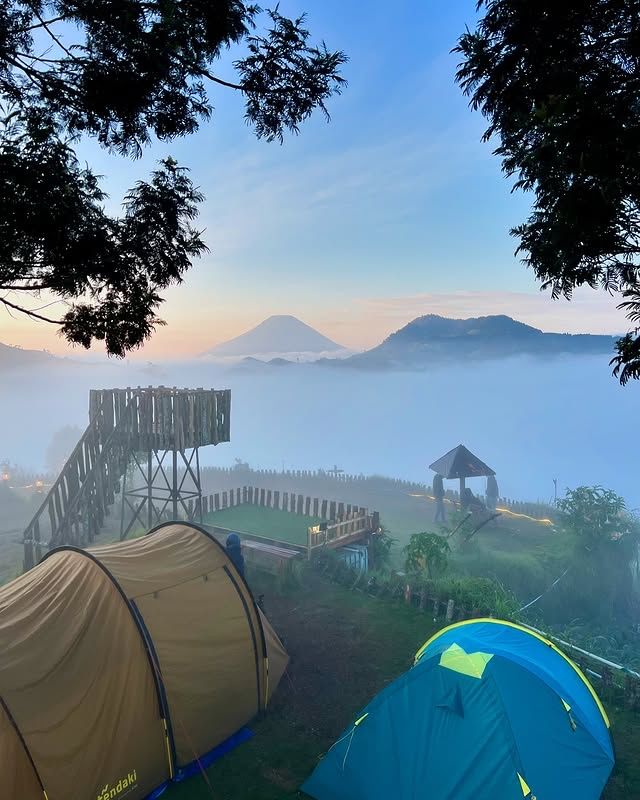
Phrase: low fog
[{"left": 2, "top": 352, "right": 637, "bottom": 506}]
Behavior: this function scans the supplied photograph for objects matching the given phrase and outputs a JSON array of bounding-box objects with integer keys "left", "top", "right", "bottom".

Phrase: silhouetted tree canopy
[
  {"left": 455, "top": 1, "right": 640, "bottom": 383},
  {"left": 0, "top": 1, "right": 346, "bottom": 355}
]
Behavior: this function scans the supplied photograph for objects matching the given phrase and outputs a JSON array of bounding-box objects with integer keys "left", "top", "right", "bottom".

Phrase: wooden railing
[
  {"left": 308, "top": 512, "right": 375, "bottom": 556},
  {"left": 196, "top": 466, "right": 557, "bottom": 522},
  {"left": 22, "top": 396, "right": 135, "bottom": 570},
  {"left": 199, "top": 485, "right": 379, "bottom": 559},
  {"left": 22, "top": 387, "right": 231, "bottom": 571}
]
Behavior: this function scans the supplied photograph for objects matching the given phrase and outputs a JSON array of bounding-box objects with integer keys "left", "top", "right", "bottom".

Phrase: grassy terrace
[
  {"left": 203, "top": 505, "right": 325, "bottom": 547},
  {"left": 165, "top": 571, "right": 639, "bottom": 800}
]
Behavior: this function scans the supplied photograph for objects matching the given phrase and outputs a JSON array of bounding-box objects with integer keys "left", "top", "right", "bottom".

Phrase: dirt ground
[{"left": 165, "top": 571, "right": 639, "bottom": 800}]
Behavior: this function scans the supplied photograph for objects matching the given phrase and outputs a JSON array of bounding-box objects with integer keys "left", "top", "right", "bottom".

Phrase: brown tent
[{"left": 0, "top": 522, "right": 288, "bottom": 800}]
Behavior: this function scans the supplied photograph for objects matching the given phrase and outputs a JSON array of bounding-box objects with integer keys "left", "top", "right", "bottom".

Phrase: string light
[{"left": 408, "top": 492, "right": 554, "bottom": 526}]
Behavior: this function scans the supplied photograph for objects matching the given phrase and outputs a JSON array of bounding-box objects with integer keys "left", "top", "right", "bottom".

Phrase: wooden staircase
[
  {"left": 22, "top": 395, "right": 134, "bottom": 569},
  {"left": 22, "top": 387, "right": 231, "bottom": 570}
]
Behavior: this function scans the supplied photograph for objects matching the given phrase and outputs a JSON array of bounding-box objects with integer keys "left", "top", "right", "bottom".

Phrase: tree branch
[
  {"left": 0, "top": 296, "right": 61, "bottom": 324},
  {"left": 33, "top": 10, "right": 77, "bottom": 62},
  {"left": 16, "top": 52, "right": 67, "bottom": 66},
  {"left": 16, "top": 15, "right": 66, "bottom": 33},
  {"left": 0, "top": 284, "right": 49, "bottom": 291},
  {"left": 201, "top": 69, "right": 245, "bottom": 91}
]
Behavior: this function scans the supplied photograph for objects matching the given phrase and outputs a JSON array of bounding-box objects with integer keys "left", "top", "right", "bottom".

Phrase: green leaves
[
  {"left": 557, "top": 485, "right": 637, "bottom": 549},
  {"left": 556, "top": 485, "right": 640, "bottom": 619},
  {"left": 0, "top": 2, "right": 345, "bottom": 354},
  {"left": 0, "top": 110, "right": 207, "bottom": 355},
  {"left": 404, "top": 532, "right": 451, "bottom": 579},
  {"left": 236, "top": 9, "right": 348, "bottom": 142},
  {"left": 455, "top": 1, "right": 640, "bottom": 382}
]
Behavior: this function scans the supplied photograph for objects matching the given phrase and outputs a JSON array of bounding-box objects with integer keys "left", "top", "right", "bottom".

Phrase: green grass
[
  {"left": 203, "top": 505, "right": 325, "bottom": 547},
  {"left": 162, "top": 570, "right": 638, "bottom": 800}
]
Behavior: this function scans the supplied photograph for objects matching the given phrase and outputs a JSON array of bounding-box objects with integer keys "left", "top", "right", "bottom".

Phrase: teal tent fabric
[{"left": 302, "top": 620, "right": 614, "bottom": 800}]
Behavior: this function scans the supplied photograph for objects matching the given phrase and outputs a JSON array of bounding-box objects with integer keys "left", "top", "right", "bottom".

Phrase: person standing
[
  {"left": 225, "top": 532, "right": 245, "bottom": 578},
  {"left": 433, "top": 473, "right": 446, "bottom": 523},
  {"left": 486, "top": 475, "right": 499, "bottom": 512}
]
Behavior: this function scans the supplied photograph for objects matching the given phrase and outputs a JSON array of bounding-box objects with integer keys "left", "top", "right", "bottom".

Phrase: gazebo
[{"left": 429, "top": 444, "right": 495, "bottom": 498}]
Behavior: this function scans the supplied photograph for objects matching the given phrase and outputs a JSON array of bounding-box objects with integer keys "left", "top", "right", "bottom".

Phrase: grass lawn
[
  {"left": 163, "top": 571, "right": 639, "bottom": 800},
  {"left": 203, "top": 505, "right": 325, "bottom": 547}
]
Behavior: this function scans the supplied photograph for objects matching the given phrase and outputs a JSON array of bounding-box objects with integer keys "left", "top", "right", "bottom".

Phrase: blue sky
[{"left": 0, "top": 0, "right": 624, "bottom": 356}]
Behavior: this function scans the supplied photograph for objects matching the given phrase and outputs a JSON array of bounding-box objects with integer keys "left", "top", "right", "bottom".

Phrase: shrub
[{"left": 404, "top": 532, "right": 450, "bottom": 578}]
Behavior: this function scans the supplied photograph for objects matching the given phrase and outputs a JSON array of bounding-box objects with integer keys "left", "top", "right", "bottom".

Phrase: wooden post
[
  {"left": 446, "top": 599, "right": 455, "bottom": 621},
  {"left": 23, "top": 539, "right": 34, "bottom": 572}
]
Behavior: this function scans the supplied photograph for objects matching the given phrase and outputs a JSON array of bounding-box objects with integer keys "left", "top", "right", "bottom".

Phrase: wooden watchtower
[{"left": 22, "top": 387, "right": 231, "bottom": 570}]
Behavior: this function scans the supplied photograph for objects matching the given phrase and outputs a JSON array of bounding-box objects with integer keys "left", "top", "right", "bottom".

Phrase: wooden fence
[
  {"left": 195, "top": 466, "right": 557, "bottom": 522},
  {"left": 197, "top": 485, "right": 379, "bottom": 559},
  {"left": 89, "top": 386, "right": 231, "bottom": 451},
  {"left": 323, "top": 567, "right": 640, "bottom": 711}
]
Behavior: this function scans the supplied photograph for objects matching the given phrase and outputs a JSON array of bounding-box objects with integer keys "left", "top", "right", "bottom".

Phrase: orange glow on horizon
[{"left": 0, "top": 287, "right": 625, "bottom": 360}]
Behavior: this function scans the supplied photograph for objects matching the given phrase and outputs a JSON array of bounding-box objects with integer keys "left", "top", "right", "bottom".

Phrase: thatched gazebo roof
[{"left": 429, "top": 444, "right": 495, "bottom": 480}]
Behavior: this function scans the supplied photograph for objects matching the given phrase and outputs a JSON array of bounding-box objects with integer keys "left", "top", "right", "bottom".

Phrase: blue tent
[{"left": 302, "top": 619, "right": 614, "bottom": 800}]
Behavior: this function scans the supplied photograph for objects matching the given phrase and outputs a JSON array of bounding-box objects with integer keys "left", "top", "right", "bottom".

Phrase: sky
[{"left": 0, "top": 0, "right": 626, "bottom": 358}]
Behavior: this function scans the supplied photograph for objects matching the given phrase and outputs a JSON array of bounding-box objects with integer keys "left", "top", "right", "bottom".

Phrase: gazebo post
[{"left": 429, "top": 445, "right": 495, "bottom": 512}]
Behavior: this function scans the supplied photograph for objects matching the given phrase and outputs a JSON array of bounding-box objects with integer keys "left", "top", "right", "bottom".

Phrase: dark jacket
[
  {"left": 226, "top": 533, "right": 245, "bottom": 578},
  {"left": 433, "top": 474, "right": 445, "bottom": 499}
]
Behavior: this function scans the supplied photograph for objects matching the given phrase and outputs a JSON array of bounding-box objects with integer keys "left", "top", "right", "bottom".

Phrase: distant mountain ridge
[
  {"left": 203, "top": 315, "right": 344, "bottom": 357},
  {"left": 341, "top": 314, "right": 618, "bottom": 369},
  {"left": 0, "top": 342, "right": 58, "bottom": 370}
]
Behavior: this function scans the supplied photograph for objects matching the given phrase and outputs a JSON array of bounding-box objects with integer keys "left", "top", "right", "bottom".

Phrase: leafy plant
[
  {"left": 455, "top": 1, "right": 640, "bottom": 382},
  {"left": 369, "top": 527, "right": 395, "bottom": 570},
  {"left": 404, "top": 532, "right": 450, "bottom": 579},
  {"left": 0, "top": 2, "right": 346, "bottom": 354},
  {"left": 427, "top": 574, "right": 519, "bottom": 619},
  {"left": 556, "top": 486, "right": 640, "bottom": 620}
]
